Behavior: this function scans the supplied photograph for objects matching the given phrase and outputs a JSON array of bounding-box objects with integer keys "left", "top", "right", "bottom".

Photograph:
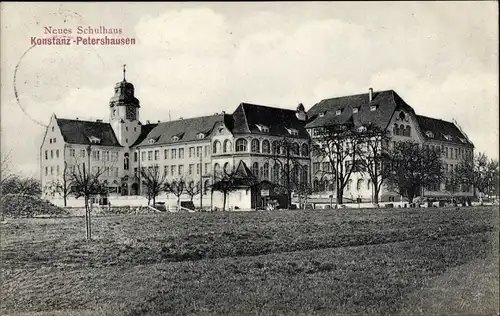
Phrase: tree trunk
[
  {"left": 84, "top": 196, "right": 89, "bottom": 241},
  {"left": 64, "top": 196, "right": 67, "bottom": 207},
  {"left": 337, "top": 189, "right": 343, "bottom": 205},
  {"left": 373, "top": 185, "right": 380, "bottom": 205},
  {"left": 153, "top": 196, "right": 156, "bottom": 206},
  {"left": 222, "top": 193, "right": 227, "bottom": 212}
]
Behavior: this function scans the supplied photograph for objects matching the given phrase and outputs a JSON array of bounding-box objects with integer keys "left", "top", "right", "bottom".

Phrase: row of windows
[
  {"left": 393, "top": 124, "right": 412, "bottom": 137},
  {"left": 44, "top": 165, "right": 119, "bottom": 177},
  {"left": 48, "top": 137, "right": 57, "bottom": 144},
  {"left": 423, "top": 144, "right": 472, "bottom": 160},
  {"left": 139, "top": 146, "right": 210, "bottom": 162},
  {"left": 212, "top": 162, "right": 308, "bottom": 184},
  {"left": 213, "top": 138, "right": 309, "bottom": 156},
  {"left": 44, "top": 149, "right": 60, "bottom": 160},
  {"left": 135, "top": 163, "right": 212, "bottom": 177}
]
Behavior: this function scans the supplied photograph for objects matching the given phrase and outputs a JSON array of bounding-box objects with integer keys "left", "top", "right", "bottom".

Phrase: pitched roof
[
  {"left": 56, "top": 118, "right": 122, "bottom": 147},
  {"left": 231, "top": 103, "right": 308, "bottom": 138},
  {"left": 132, "top": 114, "right": 232, "bottom": 147},
  {"left": 306, "top": 90, "right": 414, "bottom": 129},
  {"left": 415, "top": 115, "right": 474, "bottom": 147}
]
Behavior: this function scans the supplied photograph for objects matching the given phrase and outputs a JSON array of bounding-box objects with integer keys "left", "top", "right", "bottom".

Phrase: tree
[
  {"left": 294, "top": 182, "right": 313, "bottom": 209},
  {"left": 356, "top": 123, "right": 391, "bottom": 205},
  {"left": 384, "top": 141, "right": 444, "bottom": 203},
  {"left": 165, "top": 177, "right": 186, "bottom": 207},
  {"left": 45, "top": 161, "right": 72, "bottom": 206},
  {"left": 445, "top": 169, "right": 461, "bottom": 203},
  {"left": 185, "top": 180, "right": 201, "bottom": 202},
  {"left": 267, "top": 137, "right": 309, "bottom": 209},
  {"left": 70, "top": 160, "right": 107, "bottom": 241},
  {"left": 312, "top": 120, "right": 361, "bottom": 204},
  {"left": 140, "top": 165, "right": 167, "bottom": 206},
  {"left": 455, "top": 153, "right": 499, "bottom": 202}
]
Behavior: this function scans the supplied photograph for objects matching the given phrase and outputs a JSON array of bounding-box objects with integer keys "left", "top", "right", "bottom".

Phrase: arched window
[
  {"left": 301, "top": 169, "right": 308, "bottom": 184},
  {"left": 405, "top": 126, "right": 411, "bottom": 137},
  {"left": 252, "top": 162, "right": 259, "bottom": 178},
  {"left": 263, "top": 163, "right": 269, "bottom": 179},
  {"left": 313, "top": 179, "right": 320, "bottom": 192},
  {"left": 223, "top": 140, "right": 232, "bottom": 153},
  {"left": 204, "top": 180, "right": 210, "bottom": 194},
  {"left": 251, "top": 139, "right": 260, "bottom": 153},
  {"left": 399, "top": 124, "right": 404, "bottom": 135},
  {"left": 301, "top": 144, "right": 309, "bottom": 157},
  {"left": 272, "top": 141, "right": 280, "bottom": 155},
  {"left": 213, "top": 163, "right": 221, "bottom": 176},
  {"left": 357, "top": 179, "right": 363, "bottom": 191},
  {"left": 347, "top": 179, "right": 353, "bottom": 191},
  {"left": 236, "top": 139, "right": 248, "bottom": 152},
  {"left": 292, "top": 143, "right": 300, "bottom": 156},
  {"left": 224, "top": 162, "right": 231, "bottom": 174},
  {"left": 213, "top": 140, "right": 221, "bottom": 154},
  {"left": 124, "top": 153, "right": 129, "bottom": 170},
  {"left": 393, "top": 123, "right": 399, "bottom": 136},
  {"left": 262, "top": 140, "right": 270, "bottom": 154}
]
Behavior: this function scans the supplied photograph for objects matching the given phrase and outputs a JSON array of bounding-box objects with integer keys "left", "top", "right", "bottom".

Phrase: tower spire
[{"left": 122, "top": 64, "right": 126, "bottom": 81}]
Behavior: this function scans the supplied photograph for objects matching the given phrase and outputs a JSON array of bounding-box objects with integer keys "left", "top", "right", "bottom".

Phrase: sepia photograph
[{"left": 0, "top": 2, "right": 499, "bottom": 315}]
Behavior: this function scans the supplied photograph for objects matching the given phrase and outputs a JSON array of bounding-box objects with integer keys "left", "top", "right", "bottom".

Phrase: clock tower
[{"left": 109, "top": 65, "right": 141, "bottom": 147}]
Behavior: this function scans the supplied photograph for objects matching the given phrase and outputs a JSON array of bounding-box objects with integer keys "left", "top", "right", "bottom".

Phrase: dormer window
[
  {"left": 443, "top": 134, "right": 452, "bottom": 141},
  {"left": 425, "top": 131, "right": 434, "bottom": 138},
  {"left": 370, "top": 105, "right": 378, "bottom": 111},
  {"left": 256, "top": 124, "right": 269, "bottom": 133},
  {"left": 318, "top": 111, "right": 327, "bottom": 117},
  {"left": 172, "top": 136, "right": 179, "bottom": 142},
  {"left": 148, "top": 138, "right": 156, "bottom": 144},
  {"left": 353, "top": 107, "right": 359, "bottom": 113},
  {"left": 286, "top": 128, "right": 299, "bottom": 136},
  {"left": 197, "top": 133, "right": 206, "bottom": 139},
  {"left": 335, "top": 109, "right": 342, "bottom": 116},
  {"left": 358, "top": 126, "right": 367, "bottom": 132},
  {"left": 88, "top": 136, "right": 101, "bottom": 144},
  {"left": 458, "top": 137, "right": 467, "bottom": 144}
]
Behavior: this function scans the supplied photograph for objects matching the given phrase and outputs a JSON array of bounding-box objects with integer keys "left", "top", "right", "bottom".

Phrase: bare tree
[
  {"left": 185, "top": 180, "right": 201, "bottom": 202},
  {"left": 140, "top": 165, "right": 168, "bottom": 206},
  {"left": 211, "top": 167, "right": 256, "bottom": 211},
  {"left": 356, "top": 123, "right": 391, "bottom": 205},
  {"left": 45, "top": 161, "right": 72, "bottom": 207},
  {"left": 444, "top": 169, "right": 461, "bottom": 203},
  {"left": 70, "top": 160, "right": 107, "bottom": 241},
  {"left": 455, "top": 153, "right": 499, "bottom": 203},
  {"left": 267, "top": 137, "right": 309, "bottom": 209},
  {"left": 312, "top": 120, "right": 361, "bottom": 204},
  {"left": 384, "top": 141, "right": 444, "bottom": 203},
  {"left": 165, "top": 177, "right": 186, "bottom": 207}
]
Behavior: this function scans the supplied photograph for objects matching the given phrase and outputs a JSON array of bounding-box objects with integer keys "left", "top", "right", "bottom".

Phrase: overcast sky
[{"left": 1, "top": 2, "right": 498, "bottom": 177}]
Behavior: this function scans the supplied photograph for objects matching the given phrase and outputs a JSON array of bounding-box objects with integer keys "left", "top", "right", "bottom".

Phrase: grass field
[{"left": 1, "top": 207, "right": 499, "bottom": 315}]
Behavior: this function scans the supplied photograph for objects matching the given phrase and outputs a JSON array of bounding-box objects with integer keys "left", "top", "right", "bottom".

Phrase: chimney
[
  {"left": 369, "top": 88, "right": 373, "bottom": 102},
  {"left": 222, "top": 111, "right": 225, "bottom": 115},
  {"left": 96, "top": 119, "right": 103, "bottom": 123},
  {"left": 146, "top": 120, "right": 150, "bottom": 124}
]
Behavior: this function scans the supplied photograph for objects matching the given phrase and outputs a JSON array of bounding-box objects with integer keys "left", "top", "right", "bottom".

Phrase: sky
[{"left": 1, "top": 2, "right": 498, "bottom": 177}]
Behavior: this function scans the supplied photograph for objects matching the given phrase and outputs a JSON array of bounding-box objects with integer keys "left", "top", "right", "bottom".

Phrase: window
[
  {"left": 356, "top": 179, "right": 363, "bottom": 191},
  {"left": 251, "top": 139, "right": 260, "bottom": 153},
  {"left": 126, "top": 126, "right": 128, "bottom": 131},
  {"left": 51, "top": 126, "right": 54, "bottom": 132},
  {"left": 55, "top": 149, "right": 59, "bottom": 158},
  {"left": 172, "top": 149, "right": 177, "bottom": 159},
  {"left": 224, "top": 162, "right": 231, "bottom": 174},
  {"left": 205, "top": 145, "right": 210, "bottom": 157},
  {"left": 197, "top": 133, "right": 205, "bottom": 139},
  {"left": 51, "top": 150, "right": 54, "bottom": 159},
  {"left": 292, "top": 143, "right": 300, "bottom": 156},
  {"left": 205, "top": 163, "right": 210, "bottom": 175},
  {"left": 301, "top": 144, "right": 309, "bottom": 157},
  {"left": 263, "top": 163, "right": 269, "bottom": 179},
  {"left": 141, "top": 152, "right": 146, "bottom": 161},
  {"left": 189, "top": 164, "right": 194, "bottom": 175},
  {"left": 148, "top": 138, "right": 156, "bottom": 144},
  {"left": 164, "top": 165, "right": 168, "bottom": 176},
  {"left": 335, "top": 109, "right": 342, "bottom": 115},
  {"left": 45, "top": 150, "right": 48, "bottom": 160},
  {"left": 189, "top": 147, "right": 194, "bottom": 158},
  {"left": 92, "top": 150, "right": 100, "bottom": 161},
  {"left": 287, "top": 128, "right": 299, "bottom": 136},
  {"left": 223, "top": 140, "right": 231, "bottom": 153},
  {"left": 262, "top": 140, "right": 270, "bottom": 154},
  {"left": 172, "top": 136, "right": 179, "bottom": 142},
  {"left": 393, "top": 124, "right": 399, "bottom": 136},
  {"left": 179, "top": 148, "right": 184, "bottom": 159},
  {"left": 178, "top": 165, "right": 184, "bottom": 175},
  {"left": 272, "top": 141, "right": 280, "bottom": 155},
  {"left": 370, "top": 105, "right": 377, "bottom": 111},
  {"left": 322, "top": 162, "right": 330, "bottom": 172},
  {"left": 50, "top": 166, "right": 54, "bottom": 175},
  {"left": 79, "top": 150, "right": 85, "bottom": 158},
  {"left": 204, "top": 180, "right": 210, "bottom": 194},
  {"left": 88, "top": 136, "right": 101, "bottom": 144},
  {"left": 445, "top": 147, "right": 448, "bottom": 158},
  {"left": 353, "top": 107, "right": 359, "bottom": 113},
  {"left": 425, "top": 130, "right": 434, "bottom": 138},
  {"left": 124, "top": 153, "right": 129, "bottom": 170},
  {"left": 196, "top": 146, "right": 202, "bottom": 158},
  {"left": 252, "top": 162, "right": 259, "bottom": 178},
  {"left": 134, "top": 152, "right": 138, "bottom": 162},
  {"left": 313, "top": 162, "right": 320, "bottom": 174},
  {"left": 171, "top": 165, "right": 176, "bottom": 176},
  {"left": 154, "top": 150, "right": 159, "bottom": 160},
  {"left": 272, "top": 164, "right": 281, "bottom": 184},
  {"left": 346, "top": 179, "right": 352, "bottom": 191},
  {"left": 164, "top": 149, "right": 169, "bottom": 160},
  {"left": 213, "top": 163, "right": 221, "bottom": 176},
  {"left": 114, "top": 167, "right": 119, "bottom": 177},
  {"left": 444, "top": 134, "right": 453, "bottom": 141},
  {"left": 45, "top": 166, "right": 48, "bottom": 176},
  {"left": 236, "top": 139, "right": 248, "bottom": 152},
  {"left": 196, "top": 163, "right": 201, "bottom": 175},
  {"left": 404, "top": 126, "right": 411, "bottom": 137},
  {"left": 454, "top": 148, "right": 458, "bottom": 160},
  {"left": 213, "top": 141, "right": 221, "bottom": 154},
  {"left": 148, "top": 151, "right": 153, "bottom": 161},
  {"left": 256, "top": 124, "right": 269, "bottom": 133}
]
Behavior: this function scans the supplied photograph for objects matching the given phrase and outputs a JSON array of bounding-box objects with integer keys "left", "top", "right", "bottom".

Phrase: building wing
[{"left": 56, "top": 118, "right": 122, "bottom": 147}]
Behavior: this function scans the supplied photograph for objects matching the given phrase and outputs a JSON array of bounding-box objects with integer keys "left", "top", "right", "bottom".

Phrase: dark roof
[
  {"left": 231, "top": 103, "right": 308, "bottom": 138},
  {"left": 132, "top": 114, "right": 232, "bottom": 147},
  {"left": 416, "top": 115, "right": 474, "bottom": 147},
  {"left": 306, "top": 90, "right": 414, "bottom": 129},
  {"left": 56, "top": 118, "right": 122, "bottom": 147}
]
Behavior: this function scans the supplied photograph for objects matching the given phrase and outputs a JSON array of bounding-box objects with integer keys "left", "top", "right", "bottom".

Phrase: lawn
[{"left": 1, "top": 207, "right": 499, "bottom": 316}]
